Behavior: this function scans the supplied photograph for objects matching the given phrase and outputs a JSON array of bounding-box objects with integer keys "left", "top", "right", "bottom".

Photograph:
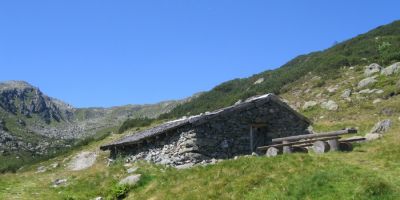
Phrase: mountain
[
  {"left": 161, "top": 20, "right": 400, "bottom": 119},
  {"left": 0, "top": 81, "right": 188, "bottom": 171},
  {"left": 2, "top": 20, "right": 400, "bottom": 199}
]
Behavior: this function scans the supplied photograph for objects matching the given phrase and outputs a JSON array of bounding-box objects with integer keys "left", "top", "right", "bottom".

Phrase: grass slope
[
  {"left": 0, "top": 121, "right": 399, "bottom": 200},
  {"left": 161, "top": 20, "right": 400, "bottom": 119},
  {"left": 1, "top": 64, "right": 400, "bottom": 199}
]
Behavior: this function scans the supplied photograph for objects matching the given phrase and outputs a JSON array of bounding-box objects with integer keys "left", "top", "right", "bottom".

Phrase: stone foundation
[{"left": 111, "top": 99, "right": 310, "bottom": 167}]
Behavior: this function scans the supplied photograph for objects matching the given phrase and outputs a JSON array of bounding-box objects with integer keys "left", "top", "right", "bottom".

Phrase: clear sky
[{"left": 0, "top": 1, "right": 399, "bottom": 107}]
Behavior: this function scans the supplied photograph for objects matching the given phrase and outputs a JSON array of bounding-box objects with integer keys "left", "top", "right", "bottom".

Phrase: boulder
[
  {"left": 175, "top": 163, "right": 195, "bottom": 170},
  {"left": 67, "top": 151, "right": 97, "bottom": 171},
  {"left": 127, "top": 166, "right": 139, "bottom": 174},
  {"left": 365, "top": 133, "right": 382, "bottom": 141},
  {"left": 327, "top": 85, "right": 339, "bottom": 93},
  {"left": 381, "top": 62, "right": 400, "bottom": 76},
  {"left": 372, "top": 99, "right": 382, "bottom": 104},
  {"left": 302, "top": 101, "right": 318, "bottom": 110},
  {"left": 119, "top": 174, "right": 141, "bottom": 186},
  {"left": 52, "top": 178, "right": 68, "bottom": 188},
  {"left": 321, "top": 100, "right": 338, "bottom": 111},
  {"left": 358, "top": 77, "right": 377, "bottom": 89},
  {"left": 341, "top": 89, "right": 352, "bottom": 99},
  {"left": 51, "top": 163, "right": 59, "bottom": 168},
  {"left": 364, "top": 63, "right": 382, "bottom": 77},
  {"left": 370, "top": 119, "right": 392, "bottom": 134},
  {"left": 358, "top": 89, "right": 375, "bottom": 94},
  {"left": 253, "top": 78, "right": 264, "bottom": 85},
  {"left": 36, "top": 166, "right": 46, "bottom": 173}
]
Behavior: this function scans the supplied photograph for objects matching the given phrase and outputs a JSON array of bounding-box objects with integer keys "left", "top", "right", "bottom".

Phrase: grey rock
[
  {"left": 302, "top": 101, "right": 318, "bottom": 110},
  {"left": 364, "top": 63, "right": 382, "bottom": 77},
  {"left": 123, "top": 163, "right": 133, "bottom": 168},
  {"left": 370, "top": 119, "right": 392, "bottom": 134},
  {"left": 341, "top": 89, "right": 352, "bottom": 99},
  {"left": 67, "top": 151, "right": 97, "bottom": 171},
  {"left": 372, "top": 99, "right": 382, "bottom": 104},
  {"left": 176, "top": 163, "right": 194, "bottom": 170},
  {"left": 52, "top": 178, "right": 68, "bottom": 187},
  {"left": 381, "top": 62, "right": 400, "bottom": 76},
  {"left": 119, "top": 174, "right": 141, "bottom": 186},
  {"left": 359, "top": 89, "right": 375, "bottom": 94},
  {"left": 321, "top": 100, "right": 338, "bottom": 111},
  {"left": 327, "top": 85, "right": 339, "bottom": 93},
  {"left": 93, "top": 197, "right": 103, "bottom": 200},
  {"left": 253, "top": 78, "right": 264, "bottom": 85},
  {"left": 358, "top": 77, "right": 377, "bottom": 89},
  {"left": 127, "top": 166, "right": 139, "bottom": 174},
  {"left": 365, "top": 133, "right": 382, "bottom": 141},
  {"left": 36, "top": 166, "right": 46, "bottom": 173}
]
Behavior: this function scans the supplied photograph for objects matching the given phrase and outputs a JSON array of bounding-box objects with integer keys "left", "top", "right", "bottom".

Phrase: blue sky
[{"left": 0, "top": 1, "right": 399, "bottom": 107}]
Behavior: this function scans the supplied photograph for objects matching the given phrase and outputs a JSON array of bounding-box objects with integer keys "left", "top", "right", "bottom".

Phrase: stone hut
[{"left": 100, "top": 94, "right": 311, "bottom": 166}]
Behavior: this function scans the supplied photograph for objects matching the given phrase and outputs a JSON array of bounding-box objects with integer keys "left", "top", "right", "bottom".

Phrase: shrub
[
  {"left": 118, "top": 118, "right": 154, "bottom": 134},
  {"left": 108, "top": 184, "right": 130, "bottom": 200}
]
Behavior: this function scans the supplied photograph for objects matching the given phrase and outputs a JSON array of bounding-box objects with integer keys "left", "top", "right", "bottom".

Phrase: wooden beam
[
  {"left": 340, "top": 137, "right": 366, "bottom": 143},
  {"left": 271, "top": 128, "right": 357, "bottom": 143},
  {"left": 257, "top": 136, "right": 340, "bottom": 150},
  {"left": 251, "top": 123, "right": 267, "bottom": 128},
  {"left": 250, "top": 125, "right": 254, "bottom": 152}
]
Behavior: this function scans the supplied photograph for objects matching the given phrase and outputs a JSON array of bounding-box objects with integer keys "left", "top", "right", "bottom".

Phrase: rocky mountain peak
[
  {"left": 0, "top": 80, "right": 73, "bottom": 123},
  {"left": 0, "top": 80, "right": 36, "bottom": 91}
]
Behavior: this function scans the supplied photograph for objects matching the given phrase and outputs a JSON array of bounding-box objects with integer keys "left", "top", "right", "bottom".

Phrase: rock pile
[{"left": 365, "top": 119, "right": 392, "bottom": 141}]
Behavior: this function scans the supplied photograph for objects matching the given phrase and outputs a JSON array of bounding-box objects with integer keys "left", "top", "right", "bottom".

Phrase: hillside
[
  {"left": 0, "top": 81, "right": 187, "bottom": 172},
  {"left": 1, "top": 20, "right": 400, "bottom": 199},
  {"left": 0, "top": 59, "right": 399, "bottom": 199},
  {"left": 161, "top": 20, "right": 400, "bottom": 119}
]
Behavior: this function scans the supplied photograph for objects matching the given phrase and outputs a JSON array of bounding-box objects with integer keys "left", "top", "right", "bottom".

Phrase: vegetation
[
  {"left": 0, "top": 126, "right": 117, "bottom": 173},
  {"left": 1, "top": 19, "right": 400, "bottom": 200},
  {"left": 0, "top": 121, "right": 399, "bottom": 199},
  {"left": 161, "top": 20, "right": 400, "bottom": 119},
  {"left": 118, "top": 118, "right": 155, "bottom": 134}
]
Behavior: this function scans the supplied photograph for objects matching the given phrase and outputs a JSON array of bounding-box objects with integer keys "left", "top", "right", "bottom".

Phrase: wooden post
[
  {"left": 266, "top": 147, "right": 280, "bottom": 157},
  {"left": 327, "top": 138, "right": 339, "bottom": 151},
  {"left": 250, "top": 125, "right": 254, "bottom": 153},
  {"left": 312, "top": 141, "right": 330, "bottom": 154},
  {"left": 282, "top": 141, "right": 292, "bottom": 154},
  {"left": 339, "top": 142, "right": 353, "bottom": 152},
  {"left": 292, "top": 146, "right": 308, "bottom": 153}
]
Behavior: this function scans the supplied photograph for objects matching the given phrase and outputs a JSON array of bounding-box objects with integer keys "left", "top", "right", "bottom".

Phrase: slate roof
[{"left": 100, "top": 94, "right": 310, "bottom": 150}]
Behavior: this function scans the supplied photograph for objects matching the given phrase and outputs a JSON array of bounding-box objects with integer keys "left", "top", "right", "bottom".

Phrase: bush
[
  {"left": 118, "top": 118, "right": 154, "bottom": 134},
  {"left": 108, "top": 184, "right": 130, "bottom": 199}
]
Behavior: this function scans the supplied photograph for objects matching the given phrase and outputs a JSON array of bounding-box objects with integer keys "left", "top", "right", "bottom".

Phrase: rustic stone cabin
[{"left": 100, "top": 94, "right": 311, "bottom": 166}]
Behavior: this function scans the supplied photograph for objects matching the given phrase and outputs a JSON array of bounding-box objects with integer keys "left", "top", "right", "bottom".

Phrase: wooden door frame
[{"left": 250, "top": 124, "right": 268, "bottom": 152}]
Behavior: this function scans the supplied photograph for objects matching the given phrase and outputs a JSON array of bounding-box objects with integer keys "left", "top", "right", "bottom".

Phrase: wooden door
[{"left": 250, "top": 124, "right": 270, "bottom": 153}]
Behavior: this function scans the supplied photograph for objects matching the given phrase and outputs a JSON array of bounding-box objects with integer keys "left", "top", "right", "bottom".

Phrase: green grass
[
  {"left": 2, "top": 20, "right": 400, "bottom": 199},
  {"left": 161, "top": 20, "right": 400, "bottom": 119},
  {"left": 0, "top": 126, "right": 117, "bottom": 173},
  {"left": 0, "top": 120, "right": 399, "bottom": 199}
]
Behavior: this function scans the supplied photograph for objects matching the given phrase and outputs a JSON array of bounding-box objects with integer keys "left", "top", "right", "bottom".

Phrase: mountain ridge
[{"left": 160, "top": 20, "right": 400, "bottom": 119}]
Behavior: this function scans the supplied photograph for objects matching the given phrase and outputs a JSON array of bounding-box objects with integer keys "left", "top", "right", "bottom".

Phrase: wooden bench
[{"left": 257, "top": 128, "right": 363, "bottom": 157}]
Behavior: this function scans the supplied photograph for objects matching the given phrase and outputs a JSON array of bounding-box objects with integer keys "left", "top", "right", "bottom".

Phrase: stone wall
[
  {"left": 112, "top": 99, "right": 310, "bottom": 167},
  {"left": 193, "top": 100, "right": 310, "bottom": 159}
]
